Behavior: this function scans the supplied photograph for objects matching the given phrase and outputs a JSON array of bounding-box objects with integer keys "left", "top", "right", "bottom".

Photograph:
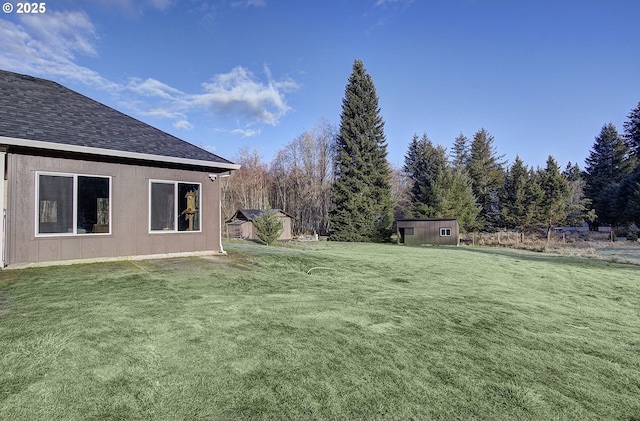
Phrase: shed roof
[
  {"left": 227, "top": 209, "right": 293, "bottom": 223},
  {"left": 0, "top": 70, "right": 238, "bottom": 171}
]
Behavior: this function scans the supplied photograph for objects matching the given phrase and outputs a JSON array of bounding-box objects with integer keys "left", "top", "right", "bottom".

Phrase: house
[
  {"left": 226, "top": 209, "right": 293, "bottom": 241},
  {"left": 396, "top": 218, "right": 459, "bottom": 246},
  {"left": 0, "top": 70, "right": 240, "bottom": 268}
]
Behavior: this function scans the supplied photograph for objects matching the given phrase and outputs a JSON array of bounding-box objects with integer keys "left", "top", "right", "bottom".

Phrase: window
[
  {"left": 37, "top": 173, "right": 111, "bottom": 235},
  {"left": 149, "top": 181, "right": 201, "bottom": 233},
  {"left": 440, "top": 227, "right": 452, "bottom": 237},
  {"left": 404, "top": 227, "right": 414, "bottom": 235}
]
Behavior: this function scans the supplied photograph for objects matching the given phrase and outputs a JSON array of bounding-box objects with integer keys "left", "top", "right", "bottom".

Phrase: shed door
[{"left": 399, "top": 227, "right": 412, "bottom": 244}]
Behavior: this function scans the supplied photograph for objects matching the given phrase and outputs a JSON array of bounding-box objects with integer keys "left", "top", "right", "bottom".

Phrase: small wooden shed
[
  {"left": 396, "top": 218, "right": 459, "bottom": 246},
  {"left": 226, "top": 209, "right": 293, "bottom": 241}
]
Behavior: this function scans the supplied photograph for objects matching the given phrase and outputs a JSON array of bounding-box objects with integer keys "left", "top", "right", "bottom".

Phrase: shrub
[{"left": 253, "top": 210, "right": 283, "bottom": 246}]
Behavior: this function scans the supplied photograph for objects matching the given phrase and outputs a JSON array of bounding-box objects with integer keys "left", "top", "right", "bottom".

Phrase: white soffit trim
[{"left": 0, "top": 136, "right": 241, "bottom": 171}]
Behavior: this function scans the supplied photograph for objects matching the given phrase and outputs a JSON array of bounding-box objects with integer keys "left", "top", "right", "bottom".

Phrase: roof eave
[{"left": 0, "top": 136, "right": 240, "bottom": 171}]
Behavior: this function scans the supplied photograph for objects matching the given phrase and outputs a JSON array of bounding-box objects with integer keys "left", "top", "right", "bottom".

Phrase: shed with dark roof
[
  {"left": 226, "top": 209, "right": 293, "bottom": 241},
  {"left": 0, "top": 70, "right": 240, "bottom": 267}
]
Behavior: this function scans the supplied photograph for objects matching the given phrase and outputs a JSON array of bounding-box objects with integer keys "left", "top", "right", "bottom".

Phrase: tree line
[
  {"left": 222, "top": 59, "right": 640, "bottom": 241},
  {"left": 221, "top": 120, "right": 334, "bottom": 236}
]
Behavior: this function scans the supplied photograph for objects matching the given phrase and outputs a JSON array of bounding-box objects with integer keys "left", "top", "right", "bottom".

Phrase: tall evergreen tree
[
  {"left": 438, "top": 166, "right": 480, "bottom": 232},
  {"left": 623, "top": 101, "right": 640, "bottom": 164},
  {"left": 329, "top": 59, "right": 393, "bottom": 242},
  {"left": 403, "top": 133, "right": 479, "bottom": 231},
  {"left": 584, "top": 123, "right": 632, "bottom": 226},
  {"left": 539, "top": 156, "right": 571, "bottom": 240},
  {"left": 526, "top": 168, "right": 545, "bottom": 230},
  {"left": 466, "top": 128, "right": 506, "bottom": 230},
  {"left": 501, "top": 156, "right": 541, "bottom": 231},
  {"left": 618, "top": 102, "right": 640, "bottom": 221},
  {"left": 562, "top": 162, "right": 595, "bottom": 227},
  {"left": 403, "top": 133, "right": 447, "bottom": 217},
  {"left": 450, "top": 132, "right": 469, "bottom": 169},
  {"left": 616, "top": 165, "right": 640, "bottom": 224},
  {"left": 623, "top": 181, "right": 640, "bottom": 224}
]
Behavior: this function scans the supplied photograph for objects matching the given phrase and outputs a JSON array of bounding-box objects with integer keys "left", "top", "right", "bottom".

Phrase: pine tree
[
  {"left": 526, "top": 168, "right": 545, "bottom": 230},
  {"left": 466, "top": 128, "right": 506, "bottom": 230},
  {"left": 616, "top": 166, "right": 640, "bottom": 224},
  {"left": 624, "top": 182, "right": 640, "bottom": 224},
  {"left": 438, "top": 166, "right": 480, "bottom": 232},
  {"left": 450, "top": 132, "right": 469, "bottom": 169},
  {"left": 584, "top": 123, "right": 632, "bottom": 226},
  {"left": 403, "top": 133, "right": 447, "bottom": 217},
  {"left": 539, "top": 156, "right": 571, "bottom": 241},
  {"left": 329, "top": 59, "right": 394, "bottom": 242},
  {"left": 252, "top": 210, "right": 284, "bottom": 246},
  {"left": 562, "top": 162, "right": 595, "bottom": 227},
  {"left": 623, "top": 101, "right": 640, "bottom": 164},
  {"left": 501, "top": 156, "right": 533, "bottom": 231},
  {"left": 403, "top": 133, "right": 479, "bottom": 231}
]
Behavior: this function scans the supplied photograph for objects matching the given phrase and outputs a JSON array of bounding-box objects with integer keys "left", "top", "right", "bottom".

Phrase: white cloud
[
  {"left": 147, "top": 0, "right": 174, "bottom": 10},
  {"left": 174, "top": 120, "right": 194, "bottom": 130},
  {"left": 232, "top": 0, "right": 266, "bottom": 8},
  {"left": 142, "top": 108, "right": 185, "bottom": 120},
  {"left": 374, "top": 0, "right": 412, "bottom": 6},
  {"left": 127, "top": 78, "right": 186, "bottom": 100},
  {"left": 192, "top": 66, "right": 298, "bottom": 126},
  {"left": 93, "top": 0, "right": 175, "bottom": 14},
  {"left": 214, "top": 127, "right": 261, "bottom": 138},
  {"left": 121, "top": 66, "right": 298, "bottom": 130},
  {"left": 0, "top": 12, "right": 116, "bottom": 89},
  {"left": 233, "top": 128, "right": 261, "bottom": 137},
  {"left": 0, "top": 10, "right": 298, "bottom": 135},
  {"left": 19, "top": 11, "right": 98, "bottom": 58}
]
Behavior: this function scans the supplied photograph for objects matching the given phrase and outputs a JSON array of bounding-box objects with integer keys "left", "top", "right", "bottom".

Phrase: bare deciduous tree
[
  {"left": 222, "top": 147, "right": 269, "bottom": 222},
  {"left": 389, "top": 163, "right": 411, "bottom": 220},
  {"left": 268, "top": 120, "right": 335, "bottom": 236}
]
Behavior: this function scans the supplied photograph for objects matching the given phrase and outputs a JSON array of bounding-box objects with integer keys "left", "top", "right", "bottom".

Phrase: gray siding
[{"left": 6, "top": 153, "right": 223, "bottom": 265}]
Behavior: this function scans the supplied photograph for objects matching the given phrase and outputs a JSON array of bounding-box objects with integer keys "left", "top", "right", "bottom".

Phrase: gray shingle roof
[
  {"left": 0, "top": 70, "right": 235, "bottom": 167},
  {"left": 227, "top": 209, "right": 293, "bottom": 222}
]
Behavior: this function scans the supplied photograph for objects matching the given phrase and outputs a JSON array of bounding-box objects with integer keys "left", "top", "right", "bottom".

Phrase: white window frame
[
  {"left": 440, "top": 227, "right": 452, "bottom": 237},
  {"left": 35, "top": 171, "right": 112, "bottom": 237},
  {"left": 148, "top": 179, "right": 202, "bottom": 234}
]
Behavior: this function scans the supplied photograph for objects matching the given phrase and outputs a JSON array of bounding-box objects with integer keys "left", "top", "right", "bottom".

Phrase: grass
[{"left": 0, "top": 241, "right": 639, "bottom": 420}]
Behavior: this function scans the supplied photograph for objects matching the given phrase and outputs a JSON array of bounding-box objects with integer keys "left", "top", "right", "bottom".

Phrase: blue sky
[{"left": 1, "top": 0, "right": 639, "bottom": 169}]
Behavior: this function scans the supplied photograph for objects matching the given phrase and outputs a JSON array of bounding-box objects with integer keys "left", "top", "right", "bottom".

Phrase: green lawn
[{"left": 1, "top": 242, "right": 639, "bottom": 420}]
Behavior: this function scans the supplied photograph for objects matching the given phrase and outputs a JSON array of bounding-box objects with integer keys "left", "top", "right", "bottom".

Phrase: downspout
[
  {"left": 0, "top": 147, "right": 6, "bottom": 268},
  {"left": 217, "top": 172, "right": 231, "bottom": 254}
]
